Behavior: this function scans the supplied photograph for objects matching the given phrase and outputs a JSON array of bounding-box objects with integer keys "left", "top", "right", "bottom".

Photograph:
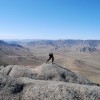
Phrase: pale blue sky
[{"left": 0, "top": 0, "right": 100, "bottom": 39}]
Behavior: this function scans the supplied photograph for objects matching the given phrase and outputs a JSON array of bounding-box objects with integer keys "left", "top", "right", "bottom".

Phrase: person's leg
[
  {"left": 52, "top": 57, "right": 54, "bottom": 64},
  {"left": 46, "top": 56, "right": 51, "bottom": 63}
]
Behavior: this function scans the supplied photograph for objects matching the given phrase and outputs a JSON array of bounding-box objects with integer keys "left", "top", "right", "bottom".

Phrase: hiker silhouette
[{"left": 46, "top": 53, "right": 54, "bottom": 64}]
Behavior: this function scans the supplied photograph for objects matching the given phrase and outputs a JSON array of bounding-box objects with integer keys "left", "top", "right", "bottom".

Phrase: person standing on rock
[{"left": 46, "top": 53, "right": 54, "bottom": 64}]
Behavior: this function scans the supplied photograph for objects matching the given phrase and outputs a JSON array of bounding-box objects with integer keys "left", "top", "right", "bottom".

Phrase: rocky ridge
[{"left": 0, "top": 63, "right": 100, "bottom": 100}]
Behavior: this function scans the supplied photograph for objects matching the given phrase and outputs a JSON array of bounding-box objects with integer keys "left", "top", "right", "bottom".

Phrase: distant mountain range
[
  {"left": 1, "top": 39, "right": 100, "bottom": 53},
  {"left": 0, "top": 40, "right": 28, "bottom": 55},
  {"left": 2, "top": 39, "right": 100, "bottom": 47},
  {"left": 27, "top": 40, "right": 100, "bottom": 52},
  {"left": 0, "top": 40, "right": 8, "bottom": 46},
  {"left": 28, "top": 40, "right": 100, "bottom": 46}
]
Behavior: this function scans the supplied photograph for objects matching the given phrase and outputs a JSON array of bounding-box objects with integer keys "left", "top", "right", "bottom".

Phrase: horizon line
[{"left": 1, "top": 39, "right": 100, "bottom": 41}]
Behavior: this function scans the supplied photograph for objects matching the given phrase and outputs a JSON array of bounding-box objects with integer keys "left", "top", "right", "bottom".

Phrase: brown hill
[{"left": 0, "top": 40, "right": 43, "bottom": 66}]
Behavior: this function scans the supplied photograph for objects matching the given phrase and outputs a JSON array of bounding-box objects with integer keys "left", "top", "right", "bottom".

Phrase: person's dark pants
[{"left": 47, "top": 56, "right": 54, "bottom": 63}]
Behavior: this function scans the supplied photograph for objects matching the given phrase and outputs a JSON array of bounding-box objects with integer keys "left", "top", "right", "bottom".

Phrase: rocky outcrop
[
  {"left": 0, "top": 74, "right": 100, "bottom": 100},
  {"left": 32, "top": 63, "right": 96, "bottom": 85},
  {"left": 0, "top": 63, "right": 100, "bottom": 100},
  {"left": 0, "top": 74, "right": 24, "bottom": 100},
  {"left": 0, "top": 65, "right": 35, "bottom": 78},
  {"left": 21, "top": 79, "right": 100, "bottom": 100},
  {"left": 0, "top": 64, "right": 96, "bottom": 85}
]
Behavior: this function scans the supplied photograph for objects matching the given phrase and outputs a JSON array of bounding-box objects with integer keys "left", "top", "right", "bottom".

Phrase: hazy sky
[{"left": 0, "top": 0, "right": 100, "bottom": 40}]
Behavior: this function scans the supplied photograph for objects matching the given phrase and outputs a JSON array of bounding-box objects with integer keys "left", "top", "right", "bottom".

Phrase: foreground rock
[
  {"left": 0, "top": 74, "right": 23, "bottom": 100},
  {"left": 32, "top": 63, "right": 96, "bottom": 85},
  {"left": 0, "top": 74, "right": 100, "bottom": 100},
  {"left": 0, "top": 65, "right": 35, "bottom": 78},
  {"left": 0, "top": 63, "right": 100, "bottom": 100},
  {"left": 21, "top": 80, "right": 100, "bottom": 100},
  {"left": 0, "top": 64, "right": 98, "bottom": 85}
]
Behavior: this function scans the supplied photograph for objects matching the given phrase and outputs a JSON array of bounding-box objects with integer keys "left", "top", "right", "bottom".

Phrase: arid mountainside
[
  {"left": 0, "top": 64, "right": 100, "bottom": 100},
  {"left": 0, "top": 40, "right": 43, "bottom": 66}
]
